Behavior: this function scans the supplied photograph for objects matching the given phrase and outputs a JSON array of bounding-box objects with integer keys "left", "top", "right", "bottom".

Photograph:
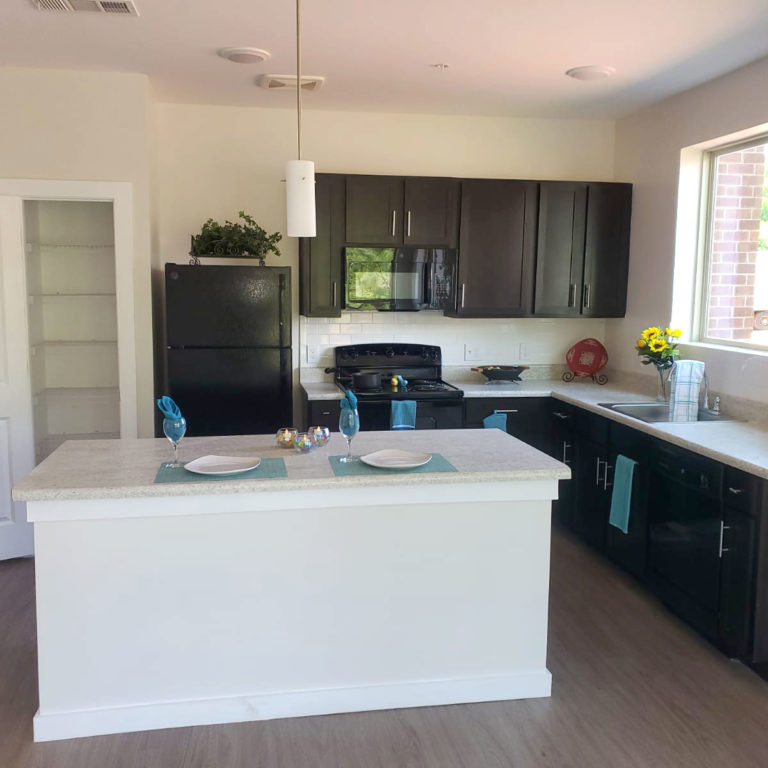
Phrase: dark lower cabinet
[
  {"left": 604, "top": 424, "right": 650, "bottom": 579},
  {"left": 572, "top": 436, "right": 611, "bottom": 550},
  {"left": 719, "top": 506, "right": 757, "bottom": 658},
  {"left": 464, "top": 397, "right": 551, "bottom": 452}
]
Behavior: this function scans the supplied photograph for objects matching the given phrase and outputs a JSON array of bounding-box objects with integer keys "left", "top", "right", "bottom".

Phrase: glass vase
[{"left": 655, "top": 364, "right": 670, "bottom": 402}]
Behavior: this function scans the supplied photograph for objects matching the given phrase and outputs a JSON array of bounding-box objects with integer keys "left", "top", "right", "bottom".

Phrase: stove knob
[
  {"left": 430, "top": 350, "right": 439, "bottom": 360},
  {"left": 351, "top": 350, "right": 359, "bottom": 359},
  {"left": 340, "top": 351, "right": 349, "bottom": 359},
  {"left": 421, "top": 349, "right": 429, "bottom": 359},
  {"left": 385, "top": 347, "right": 395, "bottom": 359}
]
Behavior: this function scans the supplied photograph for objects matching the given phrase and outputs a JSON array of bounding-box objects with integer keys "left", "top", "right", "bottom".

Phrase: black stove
[
  {"left": 332, "top": 344, "right": 463, "bottom": 401},
  {"left": 330, "top": 344, "right": 464, "bottom": 431}
]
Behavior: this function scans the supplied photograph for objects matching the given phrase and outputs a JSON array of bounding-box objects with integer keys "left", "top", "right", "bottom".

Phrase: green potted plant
[{"left": 189, "top": 211, "right": 282, "bottom": 266}]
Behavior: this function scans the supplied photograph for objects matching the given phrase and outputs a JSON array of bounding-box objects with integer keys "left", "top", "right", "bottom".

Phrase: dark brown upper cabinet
[
  {"left": 402, "top": 177, "right": 459, "bottom": 247},
  {"left": 534, "top": 182, "right": 587, "bottom": 316},
  {"left": 445, "top": 179, "right": 538, "bottom": 317},
  {"left": 582, "top": 183, "right": 633, "bottom": 318},
  {"left": 345, "top": 175, "right": 404, "bottom": 245},
  {"left": 534, "top": 181, "right": 632, "bottom": 317},
  {"left": 299, "top": 173, "right": 345, "bottom": 317},
  {"left": 344, "top": 175, "right": 459, "bottom": 248}
]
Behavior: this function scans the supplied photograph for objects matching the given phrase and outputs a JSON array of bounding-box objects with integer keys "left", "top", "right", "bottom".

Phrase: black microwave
[{"left": 343, "top": 247, "right": 457, "bottom": 311}]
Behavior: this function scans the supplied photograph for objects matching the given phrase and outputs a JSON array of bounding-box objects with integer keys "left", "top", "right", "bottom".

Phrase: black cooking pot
[{"left": 325, "top": 368, "right": 382, "bottom": 390}]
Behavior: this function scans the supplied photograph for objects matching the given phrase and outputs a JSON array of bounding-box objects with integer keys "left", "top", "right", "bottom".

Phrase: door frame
[{"left": 0, "top": 179, "right": 138, "bottom": 439}]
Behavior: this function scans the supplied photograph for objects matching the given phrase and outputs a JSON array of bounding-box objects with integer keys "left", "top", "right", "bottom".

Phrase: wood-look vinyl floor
[{"left": 3, "top": 528, "right": 768, "bottom": 768}]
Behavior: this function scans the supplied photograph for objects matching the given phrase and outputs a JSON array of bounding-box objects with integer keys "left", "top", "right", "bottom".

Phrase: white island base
[{"left": 15, "top": 430, "right": 566, "bottom": 742}]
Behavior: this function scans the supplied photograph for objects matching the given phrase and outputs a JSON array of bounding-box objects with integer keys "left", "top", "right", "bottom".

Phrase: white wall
[
  {"left": 610, "top": 55, "right": 768, "bottom": 405},
  {"left": 0, "top": 68, "right": 155, "bottom": 436},
  {"left": 154, "top": 103, "right": 616, "bottom": 382}
]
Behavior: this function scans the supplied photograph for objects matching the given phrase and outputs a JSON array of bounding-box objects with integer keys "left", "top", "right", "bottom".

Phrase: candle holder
[
  {"left": 294, "top": 432, "right": 315, "bottom": 454},
  {"left": 276, "top": 427, "right": 298, "bottom": 449},
  {"left": 308, "top": 425, "right": 331, "bottom": 447}
]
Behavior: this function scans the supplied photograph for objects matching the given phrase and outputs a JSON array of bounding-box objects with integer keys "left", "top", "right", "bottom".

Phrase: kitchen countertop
[
  {"left": 13, "top": 428, "right": 569, "bottom": 503},
  {"left": 301, "top": 379, "right": 768, "bottom": 479}
]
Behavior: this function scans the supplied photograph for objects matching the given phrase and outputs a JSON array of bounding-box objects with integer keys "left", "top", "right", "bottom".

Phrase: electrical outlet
[
  {"left": 519, "top": 343, "right": 530, "bottom": 361},
  {"left": 464, "top": 344, "right": 483, "bottom": 362},
  {"left": 306, "top": 344, "right": 320, "bottom": 363}
]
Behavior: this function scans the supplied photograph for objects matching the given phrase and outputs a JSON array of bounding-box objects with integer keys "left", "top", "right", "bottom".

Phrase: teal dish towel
[
  {"left": 391, "top": 400, "right": 417, "bottom": 430},
  {"left": 483, "top": 412, "right": 507, "bottom": 431},
  {"left": 609, "top": 454, "right": 637, "bottom": 534}
]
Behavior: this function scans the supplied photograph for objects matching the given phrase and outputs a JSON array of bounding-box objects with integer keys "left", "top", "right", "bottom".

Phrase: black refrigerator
[{"left": 164, "top": 264, "right": 292, "bottom": 436}]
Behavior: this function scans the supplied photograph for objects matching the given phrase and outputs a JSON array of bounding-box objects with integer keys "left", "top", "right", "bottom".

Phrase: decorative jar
[
  {"left": 294, "top": 432, "right": 315, "bottom": 454},
  {"left": 276, "top": 427, "right": 298, "bottom": 449},
  {"left": 308, "top": 425, "right": 331, "bottom": 446}
]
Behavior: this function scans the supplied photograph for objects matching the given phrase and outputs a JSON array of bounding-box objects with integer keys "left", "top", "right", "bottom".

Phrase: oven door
[
  {"left": 344, "top": 248, "right": 428, "bottom": 310},
  {"left": 357, "top": 400, "right": 464, "bottom": 430}
]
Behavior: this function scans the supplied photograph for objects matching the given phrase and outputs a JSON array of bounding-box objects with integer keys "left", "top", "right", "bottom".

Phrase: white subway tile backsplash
[{"left": 299, "top": 312, "right": 609, "bottom": 382}]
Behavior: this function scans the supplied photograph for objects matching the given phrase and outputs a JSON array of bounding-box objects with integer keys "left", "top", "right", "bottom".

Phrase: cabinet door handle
[
  {"left": 562, "top": 441, "right": 571, "bottom": 464},
  {"left": 568, "top": 283, "right": 576, "bottom": 308},
  {"left": 332, "top": 281, "right": 337, "bottom": 307},
  {"left": 553, "top": 411, "right": 571, "bottom": 420},
  {"left": 321, "top": 410, "right": 331, "bottom": 416},
  {"left": 719, "top": 520, "right": 725, "bottom": 557},
  {"left": 596, "top": 457, "right": 603, "bottom": 486},
  {"left": 603, "top": 463, "right": 613, "bottom": 491},
  {"left": 406, "top": 210, "right": 412, "bottom": 237},
  {"left": 728, "top": 487, "right": 744, "bottom": 495},
  {"left": 460, "top": 283, "right": 466, "bottom": 309},
  {"left": 494, "top": 409, "right": 519, "bottom": 413},
  {"left": 391, "top": 210, "right": 397, "bottom": 237},
  {"left": 583, "top": 283, "right": 591, "bottom": 310}
]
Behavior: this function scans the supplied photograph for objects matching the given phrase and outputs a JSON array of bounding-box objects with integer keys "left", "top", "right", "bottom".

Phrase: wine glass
[
  {"left": 338, "top": 408, "right": 360, "bottom": 463},
  {"left": 162, "top": 416, "right": 187, "bottom": 467}
]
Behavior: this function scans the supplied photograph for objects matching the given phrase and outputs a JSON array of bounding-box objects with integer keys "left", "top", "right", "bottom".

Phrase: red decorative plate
[{"left": 564, "top": 338, "right": 608, "bottom": 384}]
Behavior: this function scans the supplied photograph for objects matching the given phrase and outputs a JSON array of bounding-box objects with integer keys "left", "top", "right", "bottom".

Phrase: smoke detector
[
  {"left": 33, "top": 0, "right": 139, "bottom": 14},
  {"left": 257, "top": 74, "right": 325, "bottom": 92},
  {"left": 218, "top": 47, "right": 271, "bottom": 64},
  {"left": 565, "top": 65, "right": 615, "bottom": 81}
]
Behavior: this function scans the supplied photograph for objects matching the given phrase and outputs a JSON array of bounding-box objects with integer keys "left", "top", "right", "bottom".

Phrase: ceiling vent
[
  {"left": 257, "top": 74, "right": 325, "bottom": 92},
  {"left": 32, "top": 0, "right": 140, "bottom": 15}
]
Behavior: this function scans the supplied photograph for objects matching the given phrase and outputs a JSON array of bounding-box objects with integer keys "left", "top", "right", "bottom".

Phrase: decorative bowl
[{"left": 471, "top": 365, "right": 530, "bottom": 383}]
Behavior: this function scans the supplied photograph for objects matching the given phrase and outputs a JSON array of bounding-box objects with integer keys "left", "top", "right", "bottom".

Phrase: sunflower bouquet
[{"left": 635, "top": 326, "right": 682, "bottom": 369}]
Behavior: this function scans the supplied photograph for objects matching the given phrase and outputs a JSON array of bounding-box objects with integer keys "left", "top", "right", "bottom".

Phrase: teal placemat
[
  {"left": 329, "top": 453, "right": 457, "bottom": 476},
  {"left": 154, "top": 457, "right": 287, "bottom": 484}
]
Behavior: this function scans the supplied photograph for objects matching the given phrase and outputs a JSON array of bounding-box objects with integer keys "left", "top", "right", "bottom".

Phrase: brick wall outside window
[{"left": 706, "top": 144, "right": 767, "bottom": 341}]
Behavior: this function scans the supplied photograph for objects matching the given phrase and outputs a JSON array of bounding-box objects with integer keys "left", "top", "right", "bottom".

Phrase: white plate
[
  {"left": 183, "top": 455, "right": 261, "bottom": 476},
  {"left": 360, "top": 449, "right": 432, "bottom": 470}
]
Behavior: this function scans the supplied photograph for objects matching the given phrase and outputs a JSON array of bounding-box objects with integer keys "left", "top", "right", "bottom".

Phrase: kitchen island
[{"left": 13, "top": 429, "right": 568, "bottom": 742}]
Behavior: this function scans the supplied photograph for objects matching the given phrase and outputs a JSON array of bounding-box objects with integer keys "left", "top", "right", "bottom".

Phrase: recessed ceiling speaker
[
  {"left": 565, "top": 65, "right": 616, "bottom": 81},
  {"left": 218, "top": 48, "right": 272, "bottom": 65}
]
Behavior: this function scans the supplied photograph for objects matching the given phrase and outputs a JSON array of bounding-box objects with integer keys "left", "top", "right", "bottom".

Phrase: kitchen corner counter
[
  {"left": 300, "top": 381, "right": 344, "bottom": 400},
  {"left": 448, "top": 378, "right": 768, "bottom": 479}
]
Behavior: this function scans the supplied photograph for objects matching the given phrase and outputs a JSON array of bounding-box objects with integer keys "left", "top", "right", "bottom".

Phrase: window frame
[{"left": 695, "top": 133, "right": 768, "bottom": 351}]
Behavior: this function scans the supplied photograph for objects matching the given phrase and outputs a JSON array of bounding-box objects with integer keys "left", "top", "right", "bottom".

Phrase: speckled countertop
[
  {"left": 302, "top": 379, "right": 768, "bottom": 478},
  {"left": 12, "top": 429, "right": 569, "bottom": 503}
]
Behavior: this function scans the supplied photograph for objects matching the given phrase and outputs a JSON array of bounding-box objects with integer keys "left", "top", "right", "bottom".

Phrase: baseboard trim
[{"left": 33, "top": 669, "right": 552, "bottom": 742}]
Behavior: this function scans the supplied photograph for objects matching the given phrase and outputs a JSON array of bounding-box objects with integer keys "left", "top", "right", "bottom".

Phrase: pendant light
[{"left": 285, "top": 0, "right": 316, "bottom": 237}]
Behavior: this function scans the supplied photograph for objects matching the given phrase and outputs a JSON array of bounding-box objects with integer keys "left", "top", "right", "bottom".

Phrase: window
[{"left": 699, "top": 137, "right": 768, "bottom": 348}]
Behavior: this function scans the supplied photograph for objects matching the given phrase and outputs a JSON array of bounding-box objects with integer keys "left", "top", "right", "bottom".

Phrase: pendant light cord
[{"left": 296, "top": 0, "right": 302, "bottom": 161}]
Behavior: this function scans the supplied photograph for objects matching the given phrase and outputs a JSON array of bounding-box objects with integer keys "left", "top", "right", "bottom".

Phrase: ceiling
[{"left": 2, "top": 0, "right": 768, "bottom": 118}]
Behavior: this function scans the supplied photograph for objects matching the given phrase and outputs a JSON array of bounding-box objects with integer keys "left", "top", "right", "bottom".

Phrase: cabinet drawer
[
  {"left": 307, "top": 401, "right": 341, "bottom": 430},
  {"left": 724, "top": 466, "right": 764, "bottom": 516}
]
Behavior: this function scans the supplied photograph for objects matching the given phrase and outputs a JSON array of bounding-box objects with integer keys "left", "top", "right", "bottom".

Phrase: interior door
[{"left": 0, "top": 197, "right": 35, "bottom": 559}]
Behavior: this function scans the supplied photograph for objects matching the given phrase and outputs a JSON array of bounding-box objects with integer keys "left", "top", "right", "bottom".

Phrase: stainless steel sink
[{"left": 598, "top": 402, "right": 736, "bottom": 423}]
